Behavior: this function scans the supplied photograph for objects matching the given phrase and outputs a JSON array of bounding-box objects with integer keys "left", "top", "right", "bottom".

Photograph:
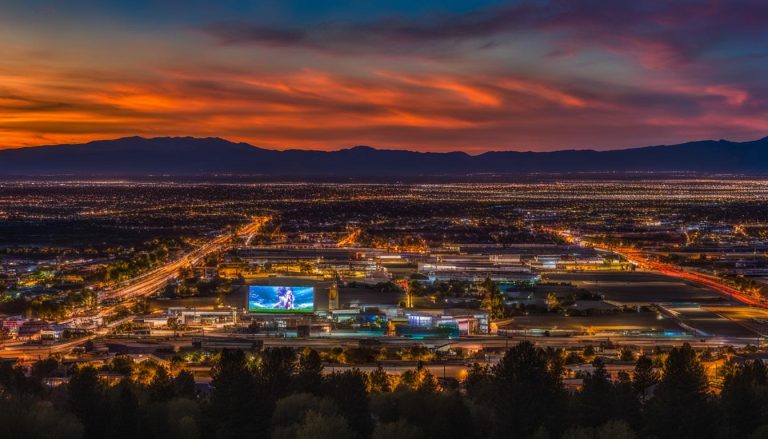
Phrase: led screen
[{"left": 248, "top": 286, "right": 314, "bottom": 313}]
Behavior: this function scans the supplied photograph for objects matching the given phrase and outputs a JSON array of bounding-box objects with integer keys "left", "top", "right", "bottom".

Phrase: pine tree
[
  {"left": 721, "top": 359, "right": 768, "bottom": 437},
  {"left": 576, "top": 358, "right": 615, "bottom": 427},
  {"left": 646, "top": 343, "right": 713, "bottom": 439},
  {"left": 632, "top": 355, "right": 659, "bottom": 403},
  {"left": 322, "top": 369, "right": 373, "bottom": 438},
  {"left": 174, "top": 369, "right": 197, "bottom": 399},
  {"left": 110, "top": 379, "right": 138, "bottom": 439},
  {"left": 367, "top": 365, "right": 391, "bottom": 393},
  {"left": 294, "top": 348, "right": 323, "bottom": 394},
  {"left": 208, "top": 349, "right": 264, "bottom": 439},
  {"left": 67, "top": 366, "right": 107, "bottom": 439},
  {"left": 147, "top": 367, "right": 175, "bottom": 402},
  {"left": 490, "top": 341, "right": 567, "bottom": 437}
]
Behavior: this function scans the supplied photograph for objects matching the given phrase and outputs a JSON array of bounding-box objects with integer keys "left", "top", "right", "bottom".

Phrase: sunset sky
[{"left": 2, "top": 0, "right": 767, "bottom": 152}]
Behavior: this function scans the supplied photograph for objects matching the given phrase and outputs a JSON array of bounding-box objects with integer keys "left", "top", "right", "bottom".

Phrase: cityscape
[
  {"left": 2, "top": 178, "right": 768, "bottom": 438},
  {"left": 3, "top": 1, "right": 768, "bottom": 439}
]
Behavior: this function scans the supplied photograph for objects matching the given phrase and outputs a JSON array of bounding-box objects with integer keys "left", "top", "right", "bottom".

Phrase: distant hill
[{"left": 1, "top": 136, "right": 767, "bottom": 176}]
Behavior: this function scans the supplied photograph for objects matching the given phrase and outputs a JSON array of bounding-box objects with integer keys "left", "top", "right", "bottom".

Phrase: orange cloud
[
  {"left": 375, "top": 71, "right": 502, "bottom": 107},
  {"left": 498, "top": 78, "right": 589, "bottom": 108},
  {"left": 0, "top": 45, "right": 765, "bottom": 152}
]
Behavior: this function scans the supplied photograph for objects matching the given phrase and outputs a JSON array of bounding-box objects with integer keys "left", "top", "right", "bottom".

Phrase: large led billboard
[{"left": 248, "top": 286, "right": 315, "bottom": 313}]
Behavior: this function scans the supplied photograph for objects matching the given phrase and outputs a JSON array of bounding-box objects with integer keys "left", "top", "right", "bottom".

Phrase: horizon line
[{"left": 3, "top": 134, "right": 767, "bottom": 156}]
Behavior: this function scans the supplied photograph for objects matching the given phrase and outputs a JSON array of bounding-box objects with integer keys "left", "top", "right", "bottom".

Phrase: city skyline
[{"left": 2, "top": 0, "right": 767, "bottom": 152}]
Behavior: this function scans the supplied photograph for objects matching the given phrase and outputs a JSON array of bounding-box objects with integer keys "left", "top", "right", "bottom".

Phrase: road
[
  {"left": 0, "top": 217, "right": 270, "bottom": 360},
  {"left": 0, "top": 337, "right": 90, "bottom": 361},
  {"left": 187, "top": 329, "right": 761, "bottom": 350},
  {"left": 98, "top": 216, "right": 268, "bottom": 308},
  {"left": 541, "top": 226, "right": 767, "bottom": 309},
  {"left": 604, "top": 246, "right": 767, "bottom": 308}
]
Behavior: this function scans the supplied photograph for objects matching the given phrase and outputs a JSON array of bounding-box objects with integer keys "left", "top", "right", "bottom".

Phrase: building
[
  {"left": 40, "top": 324, "right": 65, "bottom": 341},
  {"left": 168, "top": 307, "right": 238, "bottom": 327},
  {"left": 394, "top": 309, "right": 490, "bottom": 338}
]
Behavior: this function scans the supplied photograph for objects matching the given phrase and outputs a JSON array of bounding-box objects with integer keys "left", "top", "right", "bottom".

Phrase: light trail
[
  {"left": 540, "top": 226, "right": 767, "bottom": 308},
  {"left": 337, "top": 227, "right": 361, "bottom": 247},
  {"left": 611, "top": 246, "right": 766, "bottom": 308},
  {"left": 97, "top": 216, "right": 269, "bottom": 314}
]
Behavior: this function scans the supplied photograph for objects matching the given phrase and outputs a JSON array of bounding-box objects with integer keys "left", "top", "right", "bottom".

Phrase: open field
[{"left": 546, "top": 271, "right": 727, "bottom": 303}]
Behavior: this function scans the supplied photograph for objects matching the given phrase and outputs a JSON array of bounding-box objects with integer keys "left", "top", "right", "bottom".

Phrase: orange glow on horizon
[{"left": 0, "top": 53, "right": 765, "bottom": 152}]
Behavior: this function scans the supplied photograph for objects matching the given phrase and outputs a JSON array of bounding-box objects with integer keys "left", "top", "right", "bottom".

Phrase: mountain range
[{"left": 1, "top": 136, "right": 767, "bottom": 176}]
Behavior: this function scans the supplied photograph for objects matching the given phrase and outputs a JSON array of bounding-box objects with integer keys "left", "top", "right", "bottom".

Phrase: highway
[
  {"left": 173, "top": 328, "right": 762, "bottom": 350},
  {"left": 2, "top": 327, "right": 758, "bottom": 362},
  {"left": 0, "top": 217, "right": 270, "bottom": 360},
  {"left": 604, "top": 246, "right": 767, "bottom": 308},
  {"left": 98, "top": 216, "right": 268, "bottom": 307},
  {"left": 542, "top": 226, "right": 767, "bottom": 309}
]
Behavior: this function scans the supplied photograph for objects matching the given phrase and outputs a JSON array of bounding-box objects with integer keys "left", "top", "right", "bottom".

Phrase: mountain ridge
[{"left": 1, "top": 136, "right": 767, "bottom": 176}]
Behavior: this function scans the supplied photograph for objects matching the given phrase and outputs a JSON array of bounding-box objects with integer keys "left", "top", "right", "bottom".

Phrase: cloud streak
[{"left": 203, "top": 1, "right": 768, "bottom": 65}]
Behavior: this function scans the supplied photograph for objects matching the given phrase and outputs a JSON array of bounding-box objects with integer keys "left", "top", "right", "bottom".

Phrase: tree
[
  {"left": 489, "top": 341, "right": 567, "bottom": 438},
  {"left": 174, "top": 369, "right": 197, "bottom": 399},
  {"left": 546, "top": 292, "right": 561, "bottom": 312},
  {"left": 0, "top": 361, "right": 42, "bottom": 398},
  {"left": 367, "top": 365, "right": 392, "bottom": 393},
  {"left": 272, "top": 393, "right": 338, "bottom": 425},
  {"left": 67, "top": 366, "right": 107, "bottom": 439},
  {"left": 463, "top": 362, "right": 493, "bottom": 400},
  {"left": 749, "top": 425, "right": 768, "bottom": 439},
  {"left": 408, "top": 280, "right": 427, "bottom": 297},
  {"left": 479, "top": 277, "right": 505, "bottom": 319},
  {"left": 322, "top": 369, "right": 373, "bottom": 438},
  {"left": 721, "top": 359, "right": 768, "bottom": 437},
  {"left": 564, "top": 421, "right": 636, "bottom": 439},
  {"left": 295, "top": 410, "right": 355, "bottom": 439},
  {"left": 612, "top": 370, "right": 641, "bottom": 428},
  {"left": 632, "top": 355, "right": 658, "bottom": 403},
  {"left": 562, "top": 426, "right": 596, "bottom": 439},
  {"left": 272, "top": 393, "right": 340, "bottom": 439},
  {"left": 397, "top": 365, "right": 440, "bottom": 393},
  {"left": 372, "top": 420, "right": 424, "bottom": 439},
  {"left": 427, "top": 392, "right": 475, "bottom": 439},
  {"left": 165, "top": 397, "right": 202, "bottom": 439},
  {"left": 208, "top": 349, "right": 264, "bottom": 439},
  {"left": 369, "top": 387, "right": 472, "bottom": 439},
  {"left": 271, "top": 393, "right": 355, "bottom": 439},
  {"left": 0, "top": 399, "right": 83, "bottom": 439},
  {"left": 646, "top": 343, "right": 713, "bottom": 439},
  {"left": 107, "top": 355, "right": 134, "bottom": 375},
  {"left": 148, "top": 366, "right": 176, "bottom": 402},
  {"left": 294, "top": 348, "right": 323, "bottom": 394},
  {"left": 109, "top": 379, "right": 138, "bottom": 439},
  {"left": 256, "top": 347, "right": 296, "bottom": 402},
  {"left": 131, "top": 359, "right": 164, "bottom": 385},
  {"left": 619, "top": 347, "right": 635, "bottom": 362},
  {"left": 597, "top": 420, "right": 636, "bottom": 439},
  {"left": 575, "top": 358, "right": 615, "bottom": 427},
  {"left": 31, "top": 357, "right": 59, "bottom": 381}
]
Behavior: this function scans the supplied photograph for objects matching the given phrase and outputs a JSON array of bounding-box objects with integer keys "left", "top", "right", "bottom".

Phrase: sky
[{"left": 1, "top": 0, "right": 767, "bottom": 153}]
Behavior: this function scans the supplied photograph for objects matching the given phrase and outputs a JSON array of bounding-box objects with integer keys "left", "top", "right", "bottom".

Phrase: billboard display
[{"left": 248, "top": 286, "right": 315, "bottom": 313}]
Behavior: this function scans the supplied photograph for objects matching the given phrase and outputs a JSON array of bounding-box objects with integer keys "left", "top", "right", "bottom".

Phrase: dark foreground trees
[
  {"left": 3, "top": 342, "right": 768, "bottom": 438},
  {"left": 644, "top": 343, "right": 715, "bottom": 439},
  {"left": 489, "top": 341, "right": 568, "bottom": 437}
]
